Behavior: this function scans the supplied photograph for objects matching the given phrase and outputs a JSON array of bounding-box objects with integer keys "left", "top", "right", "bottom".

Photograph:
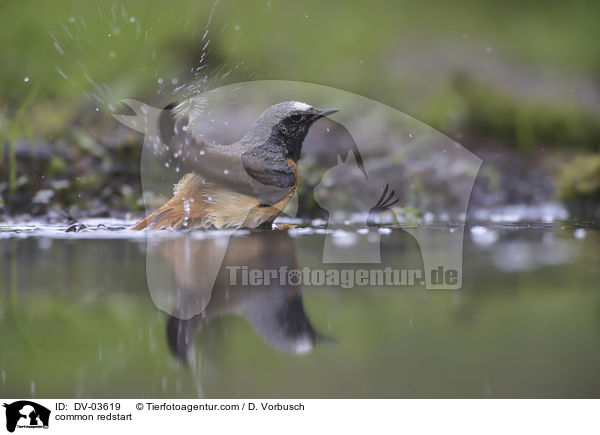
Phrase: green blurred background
[
  {"left": 2, "top": 2, "right": 600, "bottom": 398},
  {"left": 1, "top": 0, "right": 600, "bottom": 217}
]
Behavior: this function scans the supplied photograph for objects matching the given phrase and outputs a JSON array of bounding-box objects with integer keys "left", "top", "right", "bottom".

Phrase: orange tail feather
[{"left": 132, "top": 173, "right": 206, "bottom": 230}]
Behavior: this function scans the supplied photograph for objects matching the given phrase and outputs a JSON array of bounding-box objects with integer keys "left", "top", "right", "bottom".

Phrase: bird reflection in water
[{"left": 146, "top": 230, "right": 330, "bottom": 365}]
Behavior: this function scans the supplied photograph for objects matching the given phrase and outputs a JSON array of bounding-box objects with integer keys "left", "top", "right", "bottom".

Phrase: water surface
[{"left": 1, "top": 220, "right": 599, "bottom": 398}]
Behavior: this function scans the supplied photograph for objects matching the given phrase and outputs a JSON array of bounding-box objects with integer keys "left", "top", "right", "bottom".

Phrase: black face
[{"left": 275, "top": 111, "right": 321, "bottom": 162}]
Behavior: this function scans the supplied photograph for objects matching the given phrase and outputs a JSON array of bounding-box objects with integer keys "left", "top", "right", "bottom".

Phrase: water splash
[{"left": 574, "top": 228, "right": 586, "bottom": 239}]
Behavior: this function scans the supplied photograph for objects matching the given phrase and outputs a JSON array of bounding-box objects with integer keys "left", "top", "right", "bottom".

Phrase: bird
[
  {"left": 160, "top": 231, "right": 332, "bottom": 364},
  {"left": 131, "top": 101, "right": 338, "bottom": 230}
]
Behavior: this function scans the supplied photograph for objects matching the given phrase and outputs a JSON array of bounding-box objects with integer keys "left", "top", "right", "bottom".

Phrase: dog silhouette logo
[{"left": 3, "top": 401, "right": 50, "bottom": 432}]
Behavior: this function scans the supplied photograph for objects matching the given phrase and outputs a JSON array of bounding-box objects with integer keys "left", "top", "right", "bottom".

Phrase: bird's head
[{"left": 241, "top": 101, "right": 338, "bottom": 162}]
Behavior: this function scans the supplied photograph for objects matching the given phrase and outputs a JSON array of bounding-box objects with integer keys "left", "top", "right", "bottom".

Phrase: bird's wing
[
  {"left": 177, "top": 141, "right": 294, "bottom": 206},
  {"left": 240, "top": 147, "right": 296, "bottom": 206}
]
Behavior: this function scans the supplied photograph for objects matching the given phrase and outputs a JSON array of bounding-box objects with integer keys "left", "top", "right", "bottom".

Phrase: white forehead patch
[{"left": 291, "top": 101, "right": 311, "bottom": 111}]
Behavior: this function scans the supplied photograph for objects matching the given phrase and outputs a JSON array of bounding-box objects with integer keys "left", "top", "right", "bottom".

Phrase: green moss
[
  {"left": 47, "top": 156, "right": 67, "bottom": 175},
  {"left": 433, "top": 79, "right": 600, "bottom": 152},
  {"left": 556, "top": 155, "right": 600, "bottom": 201}
]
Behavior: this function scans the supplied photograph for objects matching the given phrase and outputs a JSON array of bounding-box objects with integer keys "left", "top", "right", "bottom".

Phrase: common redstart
[{"left": 132, "top": 101, "right": 337, "bottom": 230}]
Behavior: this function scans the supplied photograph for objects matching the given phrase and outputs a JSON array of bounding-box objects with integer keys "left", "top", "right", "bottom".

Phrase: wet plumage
[{"left": 132, "top": 101, "right": 336, "bottom": 230}]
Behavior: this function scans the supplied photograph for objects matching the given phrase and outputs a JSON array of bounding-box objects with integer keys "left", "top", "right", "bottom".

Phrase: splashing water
[{"left": 48, "top": 0, "right": 239, "bottom": 117}]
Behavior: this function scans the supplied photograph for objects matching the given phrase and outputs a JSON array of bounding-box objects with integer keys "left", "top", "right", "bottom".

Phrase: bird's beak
[{"left": 315, "top": 108, "right": 338, "bottom": 118}]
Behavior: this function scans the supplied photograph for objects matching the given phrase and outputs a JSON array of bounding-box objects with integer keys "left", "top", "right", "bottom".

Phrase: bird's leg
[{"left": 256, "top": 221, "right": 275, "bottom": 230}]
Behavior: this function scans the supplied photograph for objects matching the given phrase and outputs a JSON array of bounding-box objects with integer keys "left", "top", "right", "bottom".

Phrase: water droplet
[
  {"left": 157, "top": 77, "right": 164, "bottom": 84},
  {"left": 470, "top": 226, "right": 498, "bottom": 246},
  {"left": 24, "top": 77, "right": 29, "bottom": 82},
  {"left": 574, "top": 228, "right": 586, "bottom": 239},
  {"left": 56, "top": 67, "right": 68, "bottom": 79},
  {"left": 223, "top": 169, "right": 229, "bottom": 175},
  {"left": 171, "top": 78, "right": 179, "bottom": 85},
  {"left": 129, "top": 16, "right": 136, "bottom": 23},
  {"left": 109, "top": 51, "right": 116, "bottom": 58},
  {"left": 95, "top": 107, "right": 100, "bottom": 111},
  {"left": 408, "top": 133, "right": 413, "bottom": 139},
  {"left": 234, "top": 24, "right": 240, "bottom": 31}
]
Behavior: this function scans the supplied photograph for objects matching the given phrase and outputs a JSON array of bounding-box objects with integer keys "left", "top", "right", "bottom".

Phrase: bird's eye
[
  {"left": 290, "top": 114, "right": 302, "bottom": 122},
  {"left": 280, "top": 125, "right": 289, "bottom": 135}
]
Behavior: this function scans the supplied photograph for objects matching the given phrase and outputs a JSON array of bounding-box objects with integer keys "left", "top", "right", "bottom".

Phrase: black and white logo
[{"left": 3, "top": 401, "right": 50, "bottom": 433}]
